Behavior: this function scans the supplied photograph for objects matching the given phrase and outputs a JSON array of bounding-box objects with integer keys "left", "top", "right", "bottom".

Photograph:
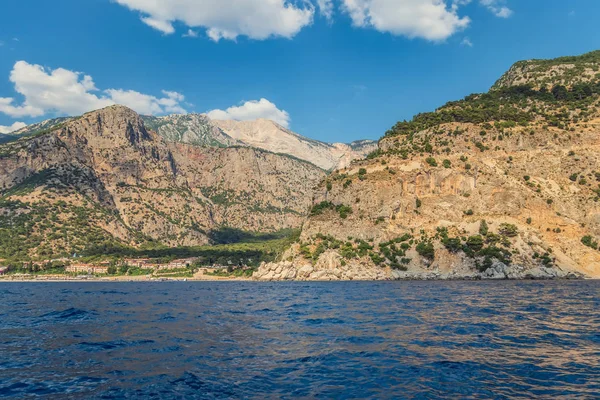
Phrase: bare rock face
[
  {"left": 0, "top": 105, "right": 325, "bottom": 257},
  {"left": 254, "top": 252, "right": 390, "bottom": 281},
  {"left": 210, "top": 118, "right": 376, "bottom": 170}
]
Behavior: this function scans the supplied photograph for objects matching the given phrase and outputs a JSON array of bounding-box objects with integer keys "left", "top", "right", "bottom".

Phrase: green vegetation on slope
[{"left": 385, "top": 81, "right": 600, "bottom": 139}]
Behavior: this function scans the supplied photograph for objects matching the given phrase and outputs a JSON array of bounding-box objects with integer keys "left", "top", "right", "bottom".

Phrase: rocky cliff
[
  {"left": 0, "top": 106, "right": 324, "bottom": 259},
  {"left": 255, "top": 50, "right": 600, "bottom": 280},
  {"left": 210, "top": 118, "right": 377, "bottom": 170},
  {"left": 9, "top": 113, "right": 376, "bottom": 172}
]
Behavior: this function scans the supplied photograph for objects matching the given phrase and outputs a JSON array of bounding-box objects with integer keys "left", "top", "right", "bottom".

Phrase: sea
[{"left": 0, "top": 281, "right": 598, "bottom": 399}]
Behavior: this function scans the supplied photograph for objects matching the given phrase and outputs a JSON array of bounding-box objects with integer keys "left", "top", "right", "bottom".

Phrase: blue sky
[{"left": 0, "top": 0, "right": 598, "bottom": 143}]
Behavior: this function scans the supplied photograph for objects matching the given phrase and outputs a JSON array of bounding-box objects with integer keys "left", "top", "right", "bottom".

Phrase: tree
[
  {"left": 466, "top": 235, "right": 484, "bottom": 252},
  {"left": 479, "top": 220, "right": 489, "bottom": 236},
  {"left": 416, "top": 241, "right": 435, "bottom": 260},
  {"left": 551, "top": 85, "right": 569, "bottom": 101}
]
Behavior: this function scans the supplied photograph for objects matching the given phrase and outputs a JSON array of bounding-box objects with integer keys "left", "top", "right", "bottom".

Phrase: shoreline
[{"left": 0, "top": 276, "right": 593, "bottom": 283}]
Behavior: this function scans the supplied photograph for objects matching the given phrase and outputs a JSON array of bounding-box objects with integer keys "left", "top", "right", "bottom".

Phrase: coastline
[{"left": 0, "top": 275, "right": 591, "bottom": 283}]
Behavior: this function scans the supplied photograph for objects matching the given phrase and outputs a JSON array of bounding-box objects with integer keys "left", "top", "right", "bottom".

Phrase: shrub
[
  {"left": 370, "top": 252, "right": 386, "bottom": 266},
  {"left": 475, "top": 142, "right": 487, "bottom": 152},
  {"left": 426, "top": 157, "right": 438, "bottom": 167},
  {"left": 569, "top": 173, "right": 578, "bottom": 182},
  {"left": 524, "top": 176, "right": 530, "bottom": 181},
  {"left": 326, "top": 181, "right": 333, "bottom": 191},
  {"left": 416, "top": 241, "right": 435, "bottom": 260},
  {"left": 464, "top": 209, "right": 474, "bottom": 216},
  {"left": 358, "top": 168, "right": 367, "bottom": 176},
  {"left": 478, "top": 246, "right": 512, "bottom": 265},
  {"left": 479, "top": 220, "right": 489, "bottom": 236},
  {"left": 442, "top": 237, "right": 462, "bottom": 253},
  {"left": 442, "top": 159, "right": 451, "bottom": 168},
  {"left": 499, "top": 223, "right": 518, "bottom": 237},
  {"left": 337, "top": 205, "right": 353, "bottom": 219},
  {"left": 416, "top": 198, "right": 422, "bottom": 209},
  {"left": 581, "top": 235, "right": 598, "bottom": 250},
  {"left": 466, "top": 235, "right": 484, "bottom": 252},
  {"left": 310, "top": 201, "right": 334, "bottom": 216}
]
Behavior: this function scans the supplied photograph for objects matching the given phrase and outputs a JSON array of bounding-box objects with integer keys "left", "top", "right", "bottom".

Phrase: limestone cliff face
[
  {"left": 209, "top": 118, "right": 376, "bottom": 170},
  {"left": 257, "top": 50, "right": 600, "bottom": 280},
  {"left": 141, "top": 114, "right": 240, "bottom": 148},
  {"left": 10, "top": 113, "right": 376, "bottom": 172},
  {"left": 0, "top": 106, "right": 324, "bottom": 257}
]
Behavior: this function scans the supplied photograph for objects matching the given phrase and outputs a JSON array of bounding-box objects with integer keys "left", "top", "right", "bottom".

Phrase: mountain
[
  {"left": 2, "top": 114, "right": 376, "bottom": 171},
  {"left": 492, "top": 50, "right": 600, "bottom": 90},
  {"left": 141, "top": 114, "right": 240, "bottom": 148},
  {"left": 0, "top": 117, "right": 71, "bottom": 144},
  {"left": 255, "top": 50, "right": 600, "bottom": 281},
  {"left": 142, "top": 114, "right": 376, "bottom": 170},
  {"left": 210, "top": 118, "right": 377, "bottom": 170},
  {"left": 0, "top": 106, "right": 324, "bottom": 260}
]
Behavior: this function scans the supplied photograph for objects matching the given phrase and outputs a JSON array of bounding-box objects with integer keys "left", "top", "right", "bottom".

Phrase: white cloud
[
  {"left": 140, "top": 17, "right": 175, "bottom": 34},
  {"left": 106, "top": 89, "right": 187, "bottom": 115},
  {"left": 461, "top": 37, "right": 473, "bottom": 47},
  {"left": 0, "top": 61, "right": 186, "bottom": 118},
  {"left": 182, "top": 29, "right": 199, "bottom": 38},
  {"left": 479, "top": 0, "right": 513, "bottom": 18},
  {"left": 0, "top": 121, "right": 26, "bottom": 134},
  {"left": 340, "top": 0, "right": 471, "bottom": 41},
  {"left": 114, "top": 0, "right": 314, "bottom": 41},
  {"left": 318, "top": 0, "right": 335, "bottom": 20},
  {"left": 207, "top": 98, "right": 290, "bottom": 128}
]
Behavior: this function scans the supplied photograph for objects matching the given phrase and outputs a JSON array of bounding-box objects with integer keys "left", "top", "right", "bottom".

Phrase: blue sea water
[{"left": 0, "top": 281, "right": 598, "bottom": 399}]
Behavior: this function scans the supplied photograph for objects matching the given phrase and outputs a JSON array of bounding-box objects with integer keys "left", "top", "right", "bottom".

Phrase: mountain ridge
[
  {"left": 3, "top": 112, "right": 376, "bottom": 171},
  {"left": 0, "top": 105, "right": 325, "bottom": 260},
  {"left": 254, "top": 49, "right": 600, "bottom": 281}
]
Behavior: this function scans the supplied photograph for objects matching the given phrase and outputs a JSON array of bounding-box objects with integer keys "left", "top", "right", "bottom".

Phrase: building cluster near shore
[{"left": 64, "top": 258, "right": 199, "bottom": 274}]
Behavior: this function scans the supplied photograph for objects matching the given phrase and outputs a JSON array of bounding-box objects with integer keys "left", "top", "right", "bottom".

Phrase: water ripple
[{"left": 0, "top": 281, "right": 598, "bottom": 399}]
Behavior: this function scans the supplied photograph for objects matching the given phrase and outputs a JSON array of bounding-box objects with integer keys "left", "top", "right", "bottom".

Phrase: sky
[{"left": 0, "top": 0, "right": 598, "bottom": 143}]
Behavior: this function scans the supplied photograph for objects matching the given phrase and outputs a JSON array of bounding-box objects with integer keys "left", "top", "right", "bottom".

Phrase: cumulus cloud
[
  {"left": 0, "top": 61, "right": 186, "bottom": 118},
  {"left": 207, "top": 99, "right": 290, "bottom": 128},
  {"left": 113, "top": 0, "right": 513, "bottom": 42},
  {"left": 340, "top": 0, "right": 471, "bottom": 41},
  {"left": 0, "top": 121, "right": 26, "bottom": 134},
  {"left": 479, "top": 0, "right": 513, "bottom": 18},
  {"left": 106, "top": 89, "right": 186, "bottom": 115},
  {"left": 113, "top": 0, "right": 314, "bottom": 41}
]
